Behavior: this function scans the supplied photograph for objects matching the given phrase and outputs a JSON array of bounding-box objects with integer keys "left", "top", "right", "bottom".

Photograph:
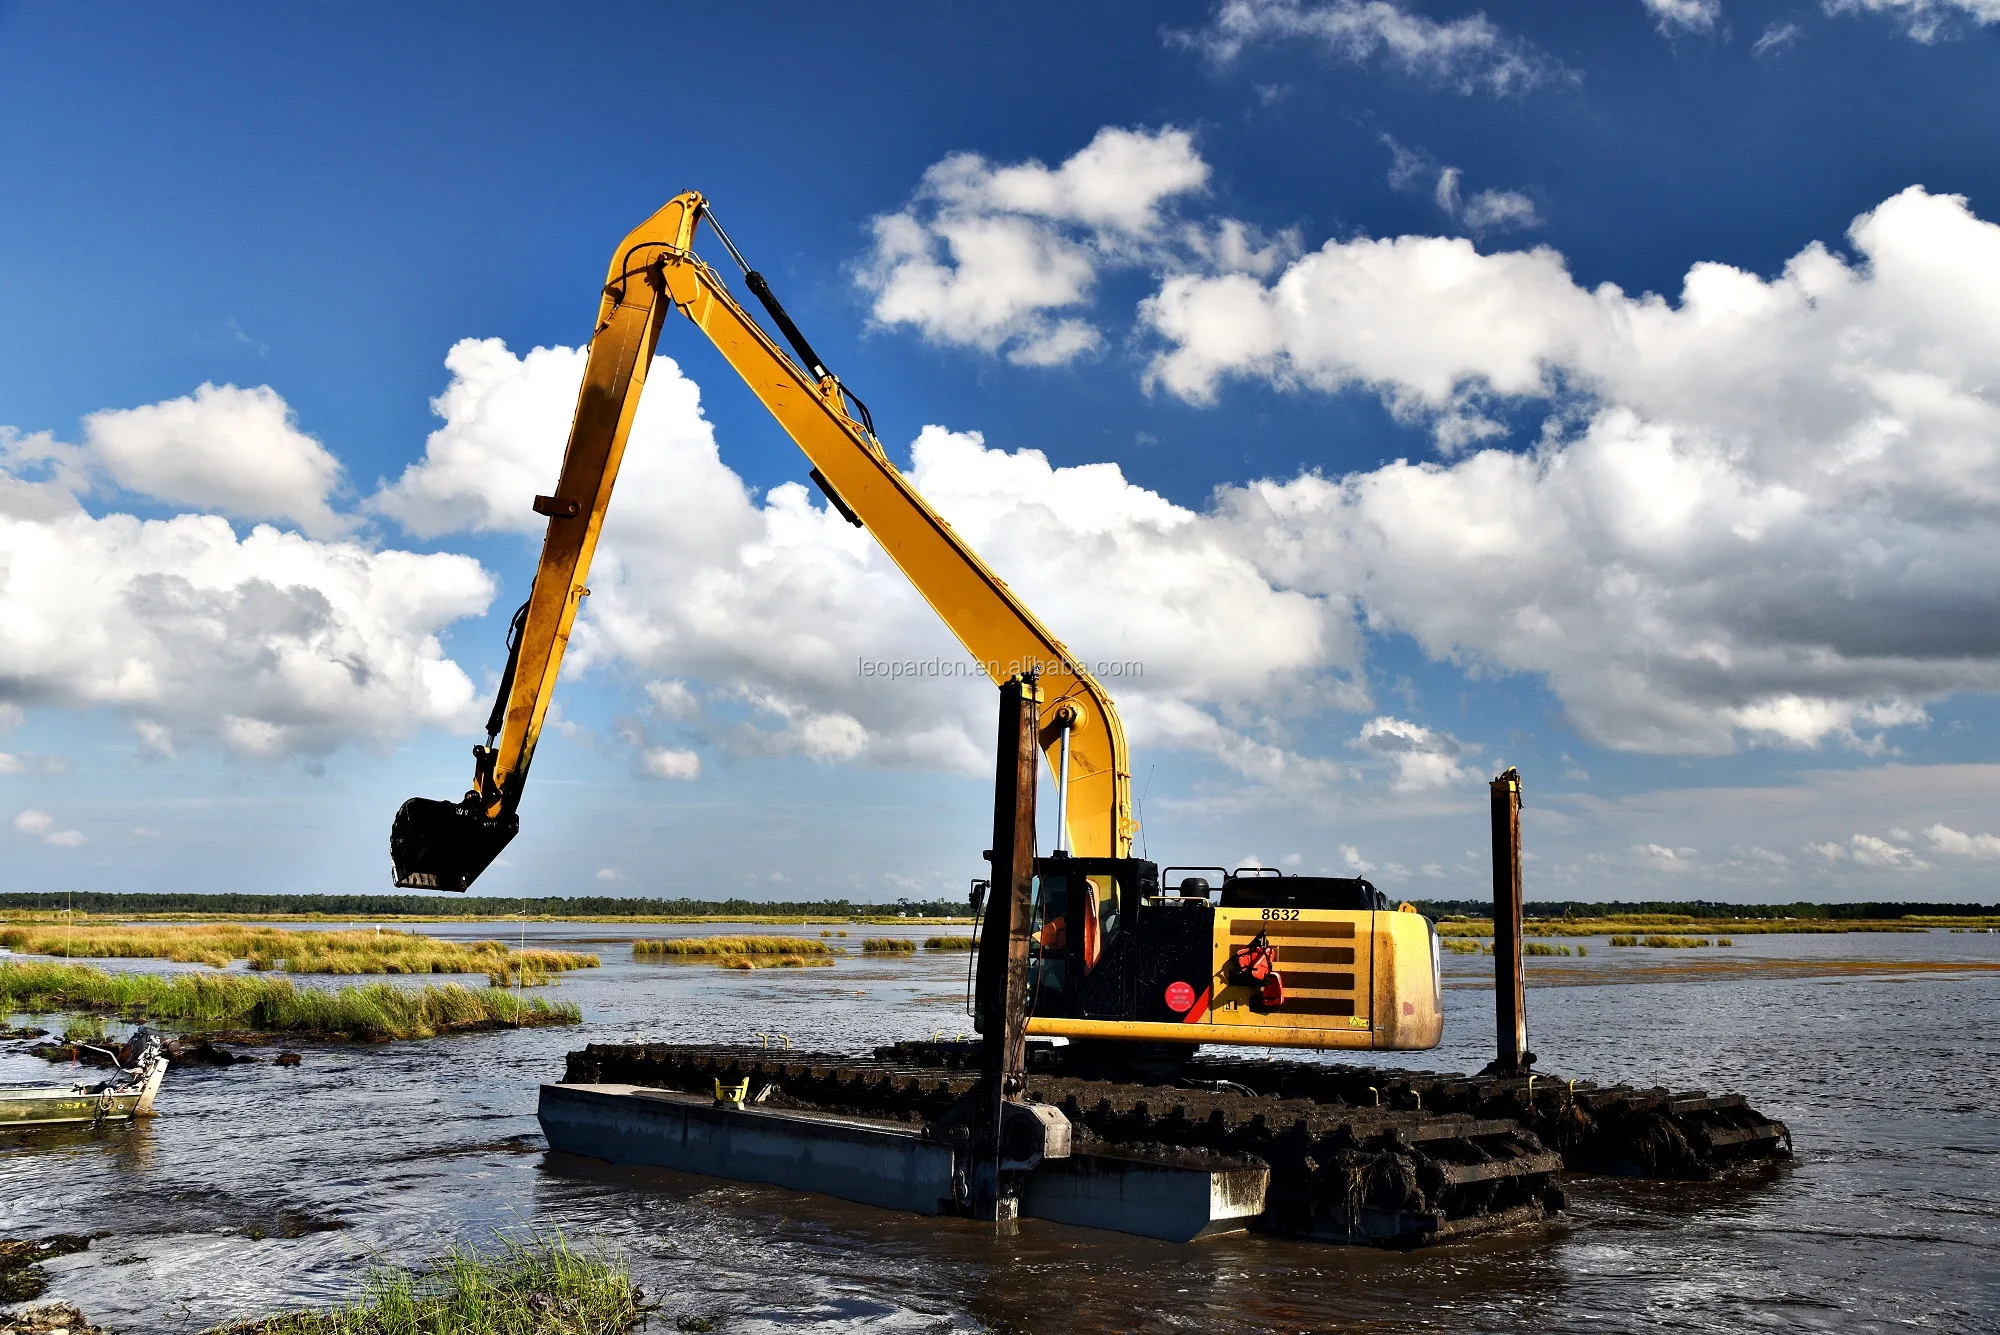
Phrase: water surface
[{"left": 3, "top": 923, "right": 1995, "bottom": 1333}]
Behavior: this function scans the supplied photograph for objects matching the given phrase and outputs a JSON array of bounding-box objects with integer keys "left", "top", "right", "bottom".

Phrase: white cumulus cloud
[
  {"left": 3, "top": 391, "right": 495, "bottom": 758},
  {"left": 1182, "top": 0, "right": 1568, "bottom": 95},
  {"left": 857, "top": 127, "right": 1213, "bottom": 366},
  {"left": 641, "top": 747, "right": 701, "bottom": 781},
  {"left": 12, "top": 809, "right": 82, "bottom": 846},
  {"left": 1148, "top": 186, "right": 2000, "bottom": 754},
  {"left": 1350, "top": 715, "right": 1479, "bottom": 792},
  {"left": 1634, "top": 842, "right": 1699, "bottom": 871},
  {"left": 1824, "top": 0, "right": 2000, "bottom": 42},
  {"left": 1644, "top": 0, "right": 1723, "bottom": 33},
  {"left": 1923, "top": 822, "right": 2000, "bottom": 857},
  {"left": 83, "top": 383, "right": 348, "bottom": 537},
  {"left": 376, "top": 339, "right": 1362, "bottom": 786},
  {"left": 1387, "top": 140, "right": 1542, "bottom": 237},
  {"left": 1752, "top": 22, "right": 1803, "bottom": 55},
  {"left": 1809, "top": 831, "right": 1930, "bottom": 869}
]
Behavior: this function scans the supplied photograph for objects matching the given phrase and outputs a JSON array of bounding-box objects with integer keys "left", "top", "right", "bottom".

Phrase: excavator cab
[{"left": 1027, "top": 854, "right": 1156, "bottom": 1014}]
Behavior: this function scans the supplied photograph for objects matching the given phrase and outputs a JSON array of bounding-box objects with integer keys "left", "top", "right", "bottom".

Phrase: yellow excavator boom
[{"left": 391, "top": 192, "right": 1133, "bottom": 891}]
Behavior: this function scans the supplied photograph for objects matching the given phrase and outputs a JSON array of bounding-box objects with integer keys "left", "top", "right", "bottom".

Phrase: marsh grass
[
  {"left": 1438, "top": 915, "right": 1931, "bottom": 939},
  {"left": 853, "top": 917, "right": 968, "bottom": 926},
  {"left": 923, "top": 936, "right": 975, "bottom": 950},
  {"left": 211, "top": 1232, "right": 642, "bottom": 1335},
  {"left": 1440, "top": 938, "right": 1586, "bottom": 957},
  {"left": 1641, "top": 935, "right": 1711, "bottom": 949},
  {"left": 861, "top": 938, "right": 916, "bottom": 953},
  {"left": 714, "top": 955, "right": 834, "bottom": 970},
  {"left": 59, "top": 1013, "right": 108, "bottom": 1044},
  {"left": 633, "top": 936, "right": 832, "bottom": 958},
  {"left": 0, "top": 961, "right": 578, "bottom": 1040},
  {"left": 0, "top": 924, "right": 595, "bottom": 986}
]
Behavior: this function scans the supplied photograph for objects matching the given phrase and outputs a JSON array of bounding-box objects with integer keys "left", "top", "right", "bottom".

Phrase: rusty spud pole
[
  {"left": 971, "top": 672, "right": 1040, "bottom": 1221},
  {"left": 1489, "top": 767, "right": 1527, "bottom": 1073}
]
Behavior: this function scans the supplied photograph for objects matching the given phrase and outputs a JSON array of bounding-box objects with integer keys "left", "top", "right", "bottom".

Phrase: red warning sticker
[{"left": 1164, "top": 980, "right": 1197, "bottom": 1012}]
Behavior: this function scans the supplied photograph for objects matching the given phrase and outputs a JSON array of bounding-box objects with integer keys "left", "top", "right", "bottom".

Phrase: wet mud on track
[{"left": 3, "top": 922, "right": 1996, "bottom": 1333}]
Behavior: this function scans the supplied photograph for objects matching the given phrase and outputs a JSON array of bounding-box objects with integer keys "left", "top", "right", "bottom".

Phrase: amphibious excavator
[
  {"left": 390, "top": 190, "right": 1442, "bottom": 1055},
  {"left": 396, "top": 194, "right": 1793, "bottom": 1243}
]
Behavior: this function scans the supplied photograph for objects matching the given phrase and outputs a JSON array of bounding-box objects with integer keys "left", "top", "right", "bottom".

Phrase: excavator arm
[{"left": 391, "top": 191, "right": 1134, "bottom": 892}]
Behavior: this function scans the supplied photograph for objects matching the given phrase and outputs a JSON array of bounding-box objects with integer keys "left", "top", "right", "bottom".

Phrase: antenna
[{"left": 1138, "top": 765, "right": 1155, "bottom": 861}]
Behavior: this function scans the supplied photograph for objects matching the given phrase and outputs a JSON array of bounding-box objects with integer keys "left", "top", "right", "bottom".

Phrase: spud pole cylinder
[
  {"left": 971, "top": 673, "right": 1040, "bottom": 1222},
  {"left": 1490, "top": 767, "right": 1527, "bottom": 1073},
  {"left": 1053, "top": 713, "right": 1073, "bottom": 853}
]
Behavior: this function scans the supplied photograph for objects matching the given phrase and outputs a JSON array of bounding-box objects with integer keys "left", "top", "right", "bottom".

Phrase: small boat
[{"left": 0, "top": 1029, "right": 169, "bottom": 1128}]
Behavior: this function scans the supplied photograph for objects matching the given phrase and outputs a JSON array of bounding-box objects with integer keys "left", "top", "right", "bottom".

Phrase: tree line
[{"left": 0, "top": 891, "right": 971, "bottom": 918}]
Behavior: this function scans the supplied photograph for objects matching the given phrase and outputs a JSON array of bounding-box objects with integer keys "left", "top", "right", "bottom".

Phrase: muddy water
[{"left": 3, "top": 924, "right": 1996, "bottom": 1334}]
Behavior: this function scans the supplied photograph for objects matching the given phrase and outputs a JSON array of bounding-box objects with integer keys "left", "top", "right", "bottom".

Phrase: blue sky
[{"left": 4, "top": 0, "right": 1999, "bottom": 903}]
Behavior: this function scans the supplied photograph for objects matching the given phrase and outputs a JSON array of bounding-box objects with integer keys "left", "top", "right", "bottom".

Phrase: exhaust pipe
[{"left": 389, "top": 796, "right": 517, "bottom": 892}]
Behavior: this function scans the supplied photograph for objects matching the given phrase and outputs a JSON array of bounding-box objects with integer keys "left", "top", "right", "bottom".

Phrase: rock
[
  {"left": 0, "top": 1236, "right": 91, "bottom": 1269},
  {"left": 164, "top": 1038, "right": 252, "bottom": 1067},
  {"left": 0, "top": 1301, "right": 108, "bottom": 1334},
  {"left": 0, "top": 1235, "right": 92, "bottom": 1304},
  {"left": 27, "top": 1044, "right": 115, "bottom": 1068}
]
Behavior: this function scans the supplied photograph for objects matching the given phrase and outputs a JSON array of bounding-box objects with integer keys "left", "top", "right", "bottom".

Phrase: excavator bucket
[{"left": 389, "top": 797, "right": 517, "bottom": 892}]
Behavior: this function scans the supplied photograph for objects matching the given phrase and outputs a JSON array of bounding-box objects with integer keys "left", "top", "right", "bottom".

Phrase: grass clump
[
  {"left": 0, "top": 923, "right": 595, "bottom": 986},
  {"left": 212, "top": 1232, "right": 642, "bottom": 1334},
  {"left": 60, "top": 1013, "right": 109, "bottom": 1044},
  {"left": 1440, "top": 937, "right": 1485, "bottom": 955},
  {"left": 923, "top": 936, "right": 976, "bottom": 951},
  {"left": 1608, "top": 935, "right": 1639, "bottom": 947},
  {"left": 1523, "top": 942, "right": 1574, "bottom": 957},
  {"left": 715, "top": 954, "right": 833, "bottom": 970},
  {"left": 862, "top": 937, "right": 916, "bottom": 953},
  {"left": 1440, "top": 915, "right": 1928, "bottom": 938},
  {"left": 0, "top": 961, "right": 578, "bottom": 1041},
  {"left": 633, "top": 935, "right": 831, "bottom": 958},
  {"left": 1641, "top": 935, "right": 1710, "bottom": 949}
]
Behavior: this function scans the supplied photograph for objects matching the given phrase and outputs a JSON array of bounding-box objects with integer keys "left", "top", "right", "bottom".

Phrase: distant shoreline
[
  {"left": 0, "top": 890, "right": 974, "bottom": 921},
  {"left": 2, "top": 889, "right": 1994, "bottom": 926},
  {"left": 1, "top": 911, "right": 979, "bottom": 926}
]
